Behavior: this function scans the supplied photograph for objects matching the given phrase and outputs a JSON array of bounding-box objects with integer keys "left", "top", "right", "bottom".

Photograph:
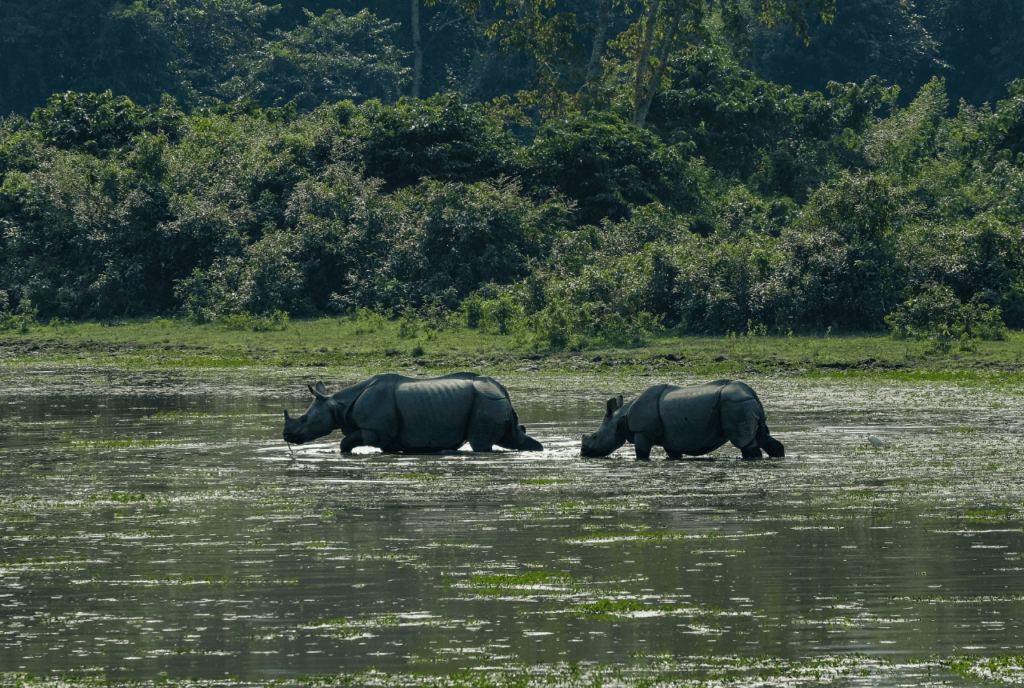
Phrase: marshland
[
  {"left": 3, "top": 0, "right": 1024, "bottom": 683},
  {"left": 2, "top": 322, "right": 1024, "bottom": 685}
]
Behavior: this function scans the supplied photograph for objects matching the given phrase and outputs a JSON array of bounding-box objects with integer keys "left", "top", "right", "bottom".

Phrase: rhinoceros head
[
  {"left": 282, "top": 381, "right": 337, "bottom": 445},
  {"left": 581, "top": 394, "right": 627, "bottom": 457}
]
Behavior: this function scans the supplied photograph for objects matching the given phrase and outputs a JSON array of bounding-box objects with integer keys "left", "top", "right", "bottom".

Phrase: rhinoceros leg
[
  {"left": 721, "top": 399, "right": 764, "bottom": 459},
  {"left": 761, "top": 436, "right": 785, "bottom": 458},
  {"left": 466, "top": 380, "right": 514, "bottom": 453},
  {"left": 633, "top": 433, "right": 654, "bottom": 461},
  {"left": 340, "top": 431, "right": 363, "bottom": 453},
  {"left": 740, "top": 443, "right": 763, "bottom": 459},
  {"left": 339, "top": 429, "right": 385, "bottom": 453}
]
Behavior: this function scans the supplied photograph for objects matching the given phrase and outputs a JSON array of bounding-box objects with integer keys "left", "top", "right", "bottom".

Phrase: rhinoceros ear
[
  {"left": 308, "top": 383, "right": 327, "bottom": 400},
  {"left": 315, "top": 381, "right": 327, "bottom": 395},
  {"left": 616, "top": 394, "right": 623, "bottom": 409},
  {"left": 605, "top": 398, "right": 618, "bottom": 416}
]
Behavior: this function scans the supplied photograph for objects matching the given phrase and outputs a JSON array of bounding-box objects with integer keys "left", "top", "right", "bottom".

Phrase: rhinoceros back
[
  {"left": 394, "top": 378, "right": 476, "bottom": 449},
  {"left": 658, "top": 383, "right": 728, "bottom": 455}
]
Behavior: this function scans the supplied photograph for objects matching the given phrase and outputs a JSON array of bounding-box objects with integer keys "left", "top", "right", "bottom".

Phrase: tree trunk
[
  {"left": 584, "top": 0, "right": 611, "bottom": 87},
  {"left": 634, "top": 12, "right": 681, "bottom": 128},
  {"left": 631, "top": 0, "right": 661, "bottom": 126},
  {"left": 411, "top": 0, "right": 422, "bottom": 99}
]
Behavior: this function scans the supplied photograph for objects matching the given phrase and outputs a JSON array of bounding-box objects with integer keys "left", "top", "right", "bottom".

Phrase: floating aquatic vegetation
[
  {"left": 460, "top": 570, "right": 582, "bottom": 597},
  {"left": 3, "top": 371, "right": 1024, "bottom": 685},
  {"left": 948, "top": 655, "right": 1024, "bottom": 684}
]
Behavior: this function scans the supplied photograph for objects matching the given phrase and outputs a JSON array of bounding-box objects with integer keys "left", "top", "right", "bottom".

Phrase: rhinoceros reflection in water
[
  {"left": 282, "top": 372, "right": 544, "bottom": 454},
  {"left": 581, "top": 379, "right": 785, "bottom": 460}
]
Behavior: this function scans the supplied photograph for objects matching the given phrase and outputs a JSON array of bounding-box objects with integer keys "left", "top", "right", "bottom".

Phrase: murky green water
[{"left": 1, "top": 369, "right": 1023, "bottom": 685}]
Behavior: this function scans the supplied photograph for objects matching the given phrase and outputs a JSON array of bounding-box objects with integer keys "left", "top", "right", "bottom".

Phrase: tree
[
  {"left": 450, "top": 0, "right": 837, "bottom": 126},
  {"left": 0, "top": 0, "right": 175, "bottom": 116},
  {"left": 116, "top": 0, "right": 279, "bottom": 106},
  {"left": 753, "top": 0, "right": 940, "bottom": 106},
  {"left": 919, "top": 0, "right": 1024, "bottom": 107},
  {"left": 260, "top": 9, "right": 409, "bottom": 108},
  {"left": 117, "top": 0, "right": 407, "bottom": 109}
]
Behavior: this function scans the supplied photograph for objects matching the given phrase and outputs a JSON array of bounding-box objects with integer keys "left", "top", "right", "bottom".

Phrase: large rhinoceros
[
  {"left": 282, "top": 372, "right": 544, "bottom": 454},
  {"left": 580, "top": 379, "right": 784, "bottom": 460}
]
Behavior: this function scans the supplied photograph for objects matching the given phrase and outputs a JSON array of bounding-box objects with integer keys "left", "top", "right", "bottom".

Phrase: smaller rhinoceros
[
  {"left": 282, "top": 372, "right": 543, "bottom": 454},
  {"left": 580, "top": 379, "right": 784, "bottom": 460}
]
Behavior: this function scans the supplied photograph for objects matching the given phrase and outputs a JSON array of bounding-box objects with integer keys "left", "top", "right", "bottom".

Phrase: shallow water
[{"left": 1, "top": 369, "right": 1023, "bottom": 685}]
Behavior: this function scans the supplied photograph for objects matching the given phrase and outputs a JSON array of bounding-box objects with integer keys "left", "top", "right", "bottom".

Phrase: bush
[
  {"left": 175, "top": 231, "right": 310, "bottom": 321},
  {"left": 885, "top": 284, "right": 1008, "bottom": 343},
  {"left": 462, "top": 295, "right": 484, "bottom": 329},
  {"left": 0, "top": 293, "right": 37, "bottom": 332},
  {"left": 31, "top": 91, "right": 183, "bottom": 153},
  {"left": 528, "top": 112, "right": 711, "bottom": 227},
  {"left": 346, "top": 92, "right": 521, "bottom": 191}
]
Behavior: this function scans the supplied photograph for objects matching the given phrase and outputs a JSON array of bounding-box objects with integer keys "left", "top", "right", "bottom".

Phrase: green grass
[
  {"left": 566, "top": 598, "right": 674, "bottom": 618},
  {"left": 2, "top": 315, "right": 1024, "bottom": 381},
  {"left": 464, "top": 570, "right": 579, "bottom": 595},
  {"left": 63, "top": 438, "right": 179, "bottom": 449},
  {"left": 89, "top": 492, "right": 146, "bottom": 503},
  {"left": 566, "top": 528, "right": 728, "bottom": 545},
  {"left": 948, "top": 655, "right": 1024, "bottom": 683},
  {"left": 398, "top": 473, "right": 444, "bottom": 481},
  {"left": 0, "top": 654, "right": 919, "bottom": 686}
]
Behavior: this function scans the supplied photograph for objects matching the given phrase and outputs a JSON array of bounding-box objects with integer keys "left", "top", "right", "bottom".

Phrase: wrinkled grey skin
[
  {"left": 283, "top": 372, "right": 544, "bottom": 454},
  {"left": 581, "top": 379, "right": 785, "bottom": 460}
]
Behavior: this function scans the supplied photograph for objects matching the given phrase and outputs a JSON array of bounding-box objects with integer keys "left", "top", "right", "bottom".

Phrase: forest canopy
[{"left": 1, "top": 0, "right": 1022, "bottom": 345}]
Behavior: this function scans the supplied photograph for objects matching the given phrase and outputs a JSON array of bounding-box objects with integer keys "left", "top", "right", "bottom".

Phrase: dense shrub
[
  {"left": 528, "top": 113, "right": 712, "bottom": 227},
  {"left": 885, "top": 284, "right": 1008, "bottom": 343},
  {"left": 344, "top": 92, "right": 521, "bottom": 191},
  {"left": 1, "top": 77, "right": 1024, "bottom": 344},
  {"left": 31, "top": 91, "right": 183, "bottom": 153},
  {"left": 0, "top": 292, "right": 37, "bottom": 332},
  {"left": 647, "top": 45, "right": 894, "bottom": 201}
]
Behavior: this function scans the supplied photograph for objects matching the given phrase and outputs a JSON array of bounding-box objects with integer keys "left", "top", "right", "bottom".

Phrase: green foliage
[
  {"left": 117, "top": 1, "right": 406, "bottom": 111},
  {"left": 32, "top": 91, "right": 150, "bottom": 153},
  {"left": 116, "top": 0, "right": 280, "bottom": 107},
  {"left": 753, "top": 0, "right": 936, "bottom": 105},
  {"left": 2, "top": 73, "right": 1024, "bottom": 339},
  {"left": 0, "top": 293, "right": 37, "bottom": 333},
  {"left": 885, "top": 284, "right": 1008, "bottom": 344},
  {"left": 218, "top": 309, "right": 289, "bottom": 331},
  {"left": 863, "top": 77, "right": 947, "bottom": 179},
  {"left": 463, "top": 0, "right": 835, "bottom": 126},
  {"left": 529, "top": 113, "right": 710, "bottom": 226},
  {"left": 994, "top": 79, "right": 1024, "bottom": 161},
  {"left": 462, "top": 295, "right": 484, "bottom": 329},
  {"left": 239, "top": 8, "right": 409, "bottom": 110},
  {"left": 346, "top": 92, "right": 521, "bottom": 191},
  {"left": 649, "top": 49, "right": 896, "bottom": 197},
  {"left": 176, "top": 232, "right": 310, "bottom": 321}
]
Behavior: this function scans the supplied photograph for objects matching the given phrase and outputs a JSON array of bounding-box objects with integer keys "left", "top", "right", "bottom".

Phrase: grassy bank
[{"left": 2, "top": 315, "right": 1024, "bottom": 382}]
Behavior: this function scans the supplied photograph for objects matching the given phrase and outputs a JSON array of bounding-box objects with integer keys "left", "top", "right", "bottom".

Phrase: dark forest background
[
  {"left": 1, "top": 0, "right": 1023, "bottom": 345},
  {"left": 3, "top": 0, "right": 1023, "bottom": 116}
]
